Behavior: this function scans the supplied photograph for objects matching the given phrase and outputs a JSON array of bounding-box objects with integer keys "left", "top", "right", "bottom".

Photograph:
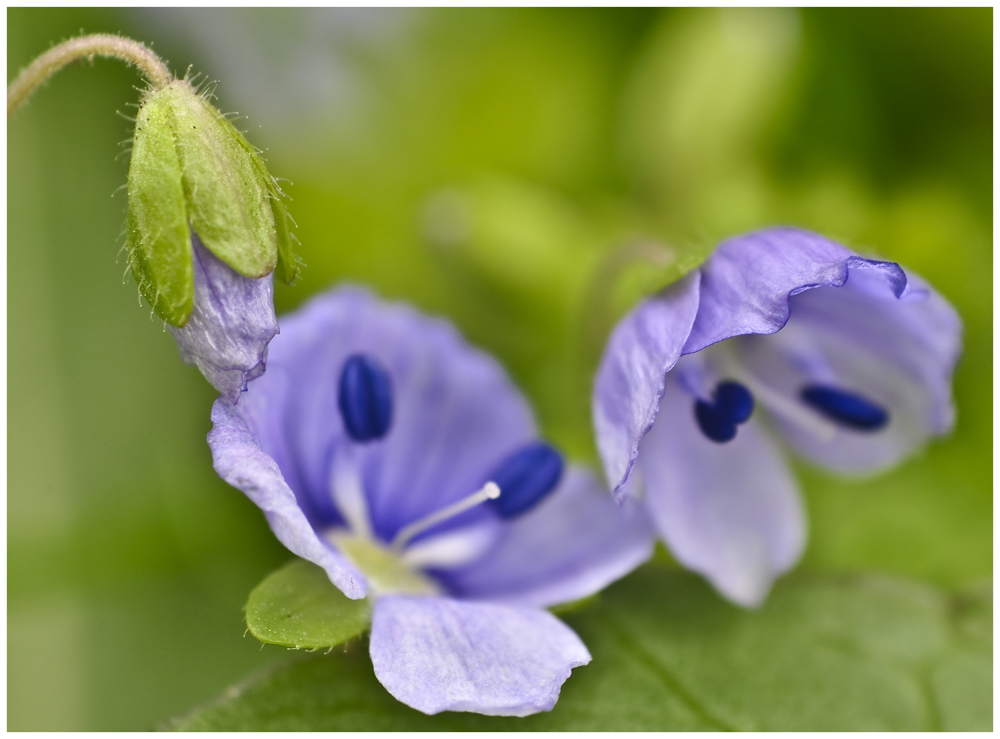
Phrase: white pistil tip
[{"left": 390, "top": 481, "right": 504, "bottom": 552}]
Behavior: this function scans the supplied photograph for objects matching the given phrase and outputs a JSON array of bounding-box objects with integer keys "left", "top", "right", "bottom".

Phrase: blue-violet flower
[
  {"left": 593, "top": 227, "right": 961, "bottom": 607},
  {"left": 209, "top": 286, "right": 654, "bottom": 716}
]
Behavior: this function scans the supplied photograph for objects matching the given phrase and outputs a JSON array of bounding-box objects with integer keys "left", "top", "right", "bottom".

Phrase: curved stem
[{"left": 8, "top": 34, "right": 172, "bottom": 119}]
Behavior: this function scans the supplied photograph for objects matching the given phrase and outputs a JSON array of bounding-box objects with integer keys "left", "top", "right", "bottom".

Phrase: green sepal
[
  {"left": 246, "top": 559, "right": 372, "bottom": 650},
  {"left": 271, "top": 195, "right": 301, "bottom": 284},
  {"left": 226, "top": 114, "right": 301, "bottom": 284},
  {"left": 125, "top": 89, "right": 194, "bottom": 327},
  {"left": 165, "top": 81, "right": 277, "bottom": 278}
]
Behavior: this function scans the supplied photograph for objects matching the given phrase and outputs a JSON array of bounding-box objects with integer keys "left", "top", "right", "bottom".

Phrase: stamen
[
  {"left": 714, "top": 381, "right": 754, "bottom": 424},
  {"left": 801, "top": 385, "right": 889, "bottom": 431},
  {"left": 708, "top": 349, "right": 838, "bottom": 441},
  {"left": 694, "top": 400, "right": 738, "bottom": 442},
  {"left": 487, "top": 442, "right": 564, "bottom": 518},
  {"left": 694, "top": 380, "right": 754, "bottom": 443},
  {"left": 338, "top": 354, "right": 393, "bottom": 442},
  {"left": 390, "top": 482, "right": 501, "bottom": 552}
]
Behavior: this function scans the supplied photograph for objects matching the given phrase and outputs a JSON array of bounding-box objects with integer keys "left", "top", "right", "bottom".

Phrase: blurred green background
[{"left": 7, "top": 8, "right": 991, "bottom": 730}]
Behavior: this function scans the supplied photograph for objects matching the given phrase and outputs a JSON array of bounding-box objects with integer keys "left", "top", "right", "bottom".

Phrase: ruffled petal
[
  {"left": 638, "top": 369, "right": 806, "bottom": 607},
  {"left": 437, "top": 466, "right": 655, "bottom": 608},
  {"left": 169, "top": 234, "right": 279, "bottom": 404},
  {"left": 235, "top": 286, "right": 537, "bottom": 541},
  {"left": 207, "top": 398, "right": 367, "bottom": 599},
  {"left": 732, "top": 262, "right": 961, "bottom": 473},
  {"left": 684, "top": 227, "right": 907, "bottom": 354},
  {"left": 593, "top": 272, "right": 701, "bottom": 499},
  {"left": 370, "top": 595, "right": 590, "bottom": 716}
]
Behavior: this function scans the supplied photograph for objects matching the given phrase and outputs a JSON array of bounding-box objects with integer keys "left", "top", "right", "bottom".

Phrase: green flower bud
[{"left": 126, "top": 78, "right": 299, "bottom": 327}]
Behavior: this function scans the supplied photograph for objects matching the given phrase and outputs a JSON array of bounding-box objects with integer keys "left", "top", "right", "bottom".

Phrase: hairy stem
[{"left": 7, "top": 34, "right": 172, "bottom": 119}]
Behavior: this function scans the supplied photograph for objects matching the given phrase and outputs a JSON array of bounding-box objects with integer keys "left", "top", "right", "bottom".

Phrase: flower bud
[{"left": 125, "top": 78, "right": 300, "bottom": 400}]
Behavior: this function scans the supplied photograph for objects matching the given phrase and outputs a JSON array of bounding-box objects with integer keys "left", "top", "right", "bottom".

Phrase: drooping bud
[{"left": 125, "top": 77, "right": 300, "bottom": 400}]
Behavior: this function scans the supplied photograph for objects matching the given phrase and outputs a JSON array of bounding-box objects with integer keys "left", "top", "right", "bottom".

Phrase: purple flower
[
  {"left": 593, "top": 227, "right": 962, "bottom": 607},
  {"left": 169, "top": 233, "right": 279, "bottom": 404},
  {"left": 208, "top": 286, "right": 653, "bottom": 716}
]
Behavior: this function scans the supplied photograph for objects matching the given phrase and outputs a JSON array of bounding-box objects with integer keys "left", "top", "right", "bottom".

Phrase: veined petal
[
  {"left": 593, "top": 272, "right": 701, "bottom": 499},
  {"left": 684, "top": 227, "right": 907, "bottom": 354},
  {"left": 370, "top": 595, "right": 590, "bottom": 716},
  {"left": 437, "top": 466, "right": 655, "bottom": 608},
  {"left": 638, "top": 370, "right": 806, "bottom": 607},
  {"left": 235, "top": 286, "right": 537, "bottom": 542},
  {"left": 735, "top": 264, "right": 961, "bottom": 472},
  {"left": 169, "top": 234, "right": 278, "bottom": 404},
  {"left": 208, "top": 399, "right": 367, "bottom": 599}
]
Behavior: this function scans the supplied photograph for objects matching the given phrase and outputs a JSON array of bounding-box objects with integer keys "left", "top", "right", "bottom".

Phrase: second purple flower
[{"left": 593, "top": 227, "right": 962, "bottom": 607}]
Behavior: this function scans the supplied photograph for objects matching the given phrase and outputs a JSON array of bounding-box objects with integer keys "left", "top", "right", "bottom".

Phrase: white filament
[
  {"left": 329, "top": 448, "right": 372, "bottom": 539},
  {"left": 741, "top": 376, "right": 838, "bottom": 441},
  {"left": 391, "top": 482, "right": 501, "bottom": 552}
]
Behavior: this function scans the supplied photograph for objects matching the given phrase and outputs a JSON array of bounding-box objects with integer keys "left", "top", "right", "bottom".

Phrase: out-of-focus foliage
[
  {"left": 7, "top": 7, "right": 991, "bottom": 730},
  {"left": 170, "top": 567, "right": 992, "bottom": 731}
]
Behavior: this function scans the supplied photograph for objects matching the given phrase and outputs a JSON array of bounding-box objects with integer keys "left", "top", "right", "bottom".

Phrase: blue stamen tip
[
  {"left": 487, "top": 442, "right": 564, "bottom": 519},
  {"left": 715, "top": 381, "right": 754, "bottom": 424},
  {"left": 801, "top": 385, "right": 888, "bottom": 431},
  {"left": 694, "top": 380, "right": 754, "bottom": 443},
  {"left": 338, "top": 354, "right": 393, "bottom": 442}
]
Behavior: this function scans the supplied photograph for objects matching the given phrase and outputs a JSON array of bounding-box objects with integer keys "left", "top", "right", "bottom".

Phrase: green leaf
[
  {"left": 170, "top": 567, "right": 991, "bottom": 731},
  {"left": 245, "top": 559, "right": 371, "bottom": 650},
  {"left": 125, "top": 88, "right": 194, "bottom": 327}
]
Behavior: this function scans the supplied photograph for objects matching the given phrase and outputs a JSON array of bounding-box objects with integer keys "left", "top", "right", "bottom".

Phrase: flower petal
[
  {"left": 169, "top": 234, "right": 279, "bottom": 404},
  {"left": 437, "top": 466, "right": 655, "bottom": 608},
  {"left": 734, "top": 264, "right": 961, "bottom": 472},
  {"left": 370, "top": 595, "right": 590, "bottom": 716},
  {"left": 238, "top": 286, "right": 537, "bottom": 542},
  {"left": 208, "top": 398, "right": 367, "bottom": 599},
  {"left": 593, "top": 272, "right": 701, "bottom": 499},
  {"left": 638, "top": 368, "right": 806, "bottom": 607},
  {"left": 683, "top": 227, "right": 907, "bottom": 354}
]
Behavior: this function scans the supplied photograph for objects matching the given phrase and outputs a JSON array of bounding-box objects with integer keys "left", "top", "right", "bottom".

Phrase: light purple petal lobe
[{"left": 370, "top": 595, "right": 590, "bottom": 716}]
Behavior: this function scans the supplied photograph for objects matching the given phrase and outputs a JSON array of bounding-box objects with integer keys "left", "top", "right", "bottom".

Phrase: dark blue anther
[
  {"left": 801, "top": 385, "right": 889, "bottom": 431},
  {"left": 694, "top": 380, "right": 755, "bottom": 443},
  {"left": 487, "top": 442, "right": 565, "bottom": 519},
  {"left": 714, "top": 381, "right": 754, "bottom": 424},
  {"left": 338, "top": 354, "right": 393, "bottom": 442}
]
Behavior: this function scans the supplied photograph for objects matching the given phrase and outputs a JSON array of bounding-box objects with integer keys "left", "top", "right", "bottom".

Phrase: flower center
[
  {"left": 327, "top": 449, "right": 504, "bottom": 596},
  {"left": 707, "top": 340, "right": 890, "bottom": 439},
  {"left": 693, "top": 380, "right": 755, "bottom": 443},
  {"left": 327, "top": 530, "right": 442, "bottom": 597}
]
